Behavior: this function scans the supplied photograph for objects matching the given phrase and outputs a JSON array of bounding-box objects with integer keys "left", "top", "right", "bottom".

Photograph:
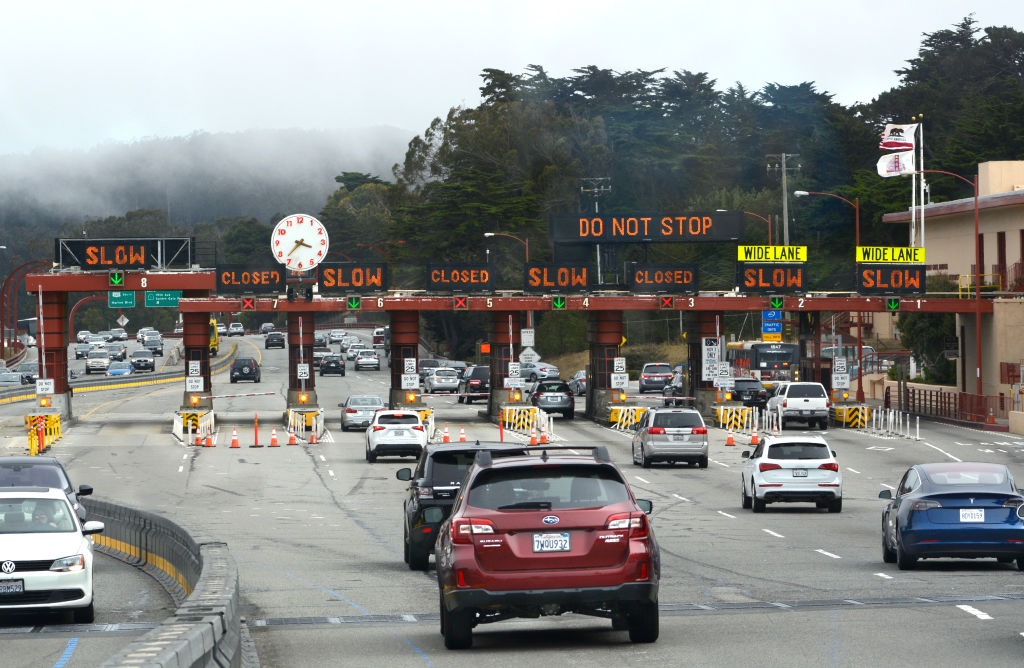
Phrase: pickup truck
[{"left": 766, "top": 381, "right": 830, "bottom": 430}]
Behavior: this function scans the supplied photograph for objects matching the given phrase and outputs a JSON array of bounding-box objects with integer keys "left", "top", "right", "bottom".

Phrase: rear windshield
[
  {"left": 0, "top": 463, "right": 70, "bottom": 489},
  {"left": 733, "top": 380, "right": 763, "bottom": 392},
  {"left": 419, "top": 360, "right": 440, "bottom": 369},
  {"left": 378, "top": 414, "right": 420, "bottom": 425},
  {"left": 535, "top": 381, "right": 570, "bottom": 392},
  {"left": 429, "top": 452, "right": 479, "bottom": 485},
  {"left": 469, "top": 464, "right": 629, "bottom": 510},
  {"left": 643, "top": 364, "right": 671, "bottom": 373},
  {"left": 348, "top": 397, "right": 382, "bottom": 407},
  {"left": 767, "top": 443, "right": 831, "bottom": 460},
  {"left": 468, "top": 367, "right": 490, "bottom": 379},
  {"left": 652, "top": 412, "right": 703, "bottom": 428},
  {"left": 925, "top": 466, "right": 1008, "bottom": 487},
  {"left": 434, "top": 369, "right": 458, "bottom": 377},
  {"left": 787, "top": 384, "right": 826, "bottom": 398}
]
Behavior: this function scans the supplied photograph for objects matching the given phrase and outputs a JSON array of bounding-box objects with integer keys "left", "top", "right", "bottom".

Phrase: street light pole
[
  {"left": 484, "top": 232, "right": 531, "bottom": 326},
  {"left": 742, "top": 211, "right": 773, "bottom": 246}
]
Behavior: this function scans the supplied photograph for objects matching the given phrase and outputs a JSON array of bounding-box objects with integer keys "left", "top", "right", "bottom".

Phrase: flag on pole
[
  {"left": 876, "top": 150, "right": 915, "bottom": 178},
  {"left": 879, "top": 123, "right": 919, "bottom": 150}
]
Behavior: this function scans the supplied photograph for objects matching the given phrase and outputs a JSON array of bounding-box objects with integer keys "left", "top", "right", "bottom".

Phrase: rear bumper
[
  {"left": 759, "top": 488, "right": 841, "bottom": 503},
  {"left": 443, "top": 581, "right": 657, "bottom": 613},
  {"left": 781, "top": 409, "right": 827, "bottom": 419},
  {"left": 902, "top": 527, "right": 1024, "bottom": 559},
  {"left": 645, "top": 442, "right": 708, "bottom": 461},
  {"left": 370, "top": 443, "right": 424, "bottom": 457}
]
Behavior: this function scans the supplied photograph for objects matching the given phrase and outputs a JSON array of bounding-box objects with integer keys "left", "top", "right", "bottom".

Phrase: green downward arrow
[
  {"left": 886, "top": 298, "right": 899, "bottom": 311},
  {"left": 347, "top": 296, "right": 361, "bottom": 309},
  {"left": 552, "top": 296, "right": 566, "bottom": 310},
  {"left": 769, "top": 296, "right": 784, "bottom": 309},
  {"left": 109, "top": 271, "right": 124, "bottom": 286}
]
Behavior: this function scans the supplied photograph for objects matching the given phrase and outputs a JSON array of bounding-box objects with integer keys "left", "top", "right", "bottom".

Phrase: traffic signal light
[
  {"left": 508, "top": 389, "right": 522, "bottom": 402},
  {"left": 287, "top": 287, "right": 296, "bottom": 302},
  {"left": 305, "top": 285, "right": 313, "bottom": 300},
  {"left": 885, "top": 298, "right": 900, "bottom": 312},
  {"left": 189, "top": 393, "right": 201, "bottom": 406},
  {"left": 659, "top": 296, "right": 674, "bottom": 309},
  {"left": 39, "top": 396, "right": 52, "bottom": 408},
  {"left": 108, "top": 269, "right": 125, "bottom": 287},
  {"left": 768, "top": 295, "right": 784, "bottom": 310},
  {"left": 298, "top": 392, "right": 309, "bottom": 404},
  {"left": 453, "top": 296, "right": 468, "bottom": 310},
  {"left": 405, "top": 391, "right": 417, "bottom": 403},
  {"left": 552, "top": 296, "right": 567, "bottom": 310},
  {"left": 346, "top": 296, "right": 361, "bottom": 310}
]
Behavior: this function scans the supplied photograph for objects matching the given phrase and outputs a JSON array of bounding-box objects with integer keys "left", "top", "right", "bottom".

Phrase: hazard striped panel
[{"left": 716, "top": 406, "right": 751, "bottom": 429}]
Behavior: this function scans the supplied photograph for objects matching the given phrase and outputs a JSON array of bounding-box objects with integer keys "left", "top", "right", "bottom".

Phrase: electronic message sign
[
  {"left": 736, "top": 263, "right": 806, "bottom": 294},
  {"left": 737, "top": 246, "right": 808, "bottom": 262},
  {"left": 627, "top": 263, "right": 699, "bottom": 294},
  {"left": 523, "top": 264, "right": 591, "bottom": 293},
  {"left": 319, "top": 263, "right": 389, "bottom": 292},
  {"left": 856, "top": 263, "right": 926, "bottom": 295},
  {"left": 549, "top": 212, "right": 743, "bottom": 244},
  {"left": 426, "top": 264, "right": 493, "bottom": 292},
  {"left": 216, "top": 265, "right": 284, "bottom": 294},
  {"left": 856, "top": 247, "right": 925, "bottom": 263},
  {"left": 55, "top": 238, "right": 193, "bottom": 270}
]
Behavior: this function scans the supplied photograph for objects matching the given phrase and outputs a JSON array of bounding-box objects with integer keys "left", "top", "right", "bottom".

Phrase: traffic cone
[
  {"left": 458, "top": 425, "right": 467, "bottom": 442},
  {"left": 204, "top": 430, "right": 214, "bottom": 447},
  {"left": 539, "top": 420, "right": 548, "bottom": 444},
  {"left": 269, "top": 427, "right": 279, "bottom": 447},
  {"left": 772, "top": 418, "right": 780, "bottom": 436},
  {"left": 442, "top": 424, "right": 451, "bottom": 443},
  {"left": 529, "top": 424, "right": 538, "bottom": 446},
  {"left": 988, "top": 408, "right": 995, "bottom": 424},
  {"left": 194, "top": 428, "right": 202, "bottom": 447},
  {"left": 750, "top": 424, "right": 759, "bottom": 446},
  {"left": 725, "top": 426, "right": 735, "bottom": 446},
  {"left": 310, "top": 429, "right": 318, "bottom": 445},
  {"left": 230, "top": 428, "right": 240, "bottom": 448},
  {"left": 287, "top": 426, "right": 298, "bottom": 445}
]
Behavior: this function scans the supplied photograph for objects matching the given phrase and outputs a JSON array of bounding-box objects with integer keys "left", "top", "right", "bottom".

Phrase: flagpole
[
  {"left": 910, "top": 133, "right": 917, "bottom": 246},
  {"left": 918, "top": 118, "right": 926, "bottom": 246}
]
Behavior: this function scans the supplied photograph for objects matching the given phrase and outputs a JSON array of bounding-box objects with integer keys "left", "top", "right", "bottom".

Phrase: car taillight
[
  {"left": 1002, "top": 498, "right": 1024, "bottom": 509},
  {"left": 534, "top": 392, "right": 543, "bottom": 398},
  {"left": 825, "top": 400, "right": 831, "bottom": 409},
  {"left": 413, "top": 425, "right": 424, "bottom": 431},
  {"left": 567, "top": 390, "right": 573, "bottom": 397},
  {"left": 648, "top": 427, "right": 665, "bottom": 435},
  {"left": 469, "top": 380, "right": 481, "bottom": 386},
  {"left": 373, "top": 425, "right": 386, "bottom": 431},
  {"left": 759, "top": 462, "right": 782, "bottom": 472},
  {"left": 782, "top": 400, "right": 788, "bottom": 408},
  {"left": 910, "top": 500, "right": 941, "bottom": 512},
  {"left": 691, "top": 427, "right": 707, "bottom": 435},
  {"left": 451, "top": 518, "right": 495, "bottom": 544},
  {"left": 417, "top": 487, "right": 433, "bottom": 498},
  {"left": 606, "top": 512, "right": 648, "bottom": 538},
  {"left": 818, "top": 462, "right": 839, "bottom": 472}
]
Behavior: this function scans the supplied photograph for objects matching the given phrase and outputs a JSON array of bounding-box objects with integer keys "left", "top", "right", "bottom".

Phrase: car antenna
[{"left": 541, "top": 449, "right": 549, "bottom": 462}]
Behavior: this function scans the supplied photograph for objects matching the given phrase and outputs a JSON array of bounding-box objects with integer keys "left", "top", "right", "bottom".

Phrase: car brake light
[
  {"left": 346, "top": 409, "right": 357, "bottom": 414},
  {"left": 641, "top": 374, "right": 650, "bottom": 379},
  {"left": 782, "top": 400, "right": 788, "bottom": 408},
  {"left": 469, "top": 380, "right": 481, "bottom": 386},
  {"left": 648, "top": 427, "right": 665, "bottom": 435},
  {"left": 818, "top": 462, "right": 839, "bottom": 472},
  {"left": 413, "top": 425, "right": 424, "bottom": 431},
  {"left": 534, "top": 392, "right": 543, "bottom": 398},
  {"left": 691, "top": 427, "right": 707, "bottom": 435},
  {"left": 451, "top": 518, "right": 495, "bottom": 544},
  {"left": 1002, "top": 498, "right": 1024, "bottom": 509},
  {"left": 606, "top": 512, "right": 648, "bottom": 538},
  {"left": 759, "top": 462, "right": 782, "bottom": 472},
  {"left": 373, "top": 425, "right": 386, "bottom": 431},
  {"left": 910, "top": 499, "right": 941, "bottom": 512},
  {"left": 825, "top": 400, "right": 831, "bottom": 409},
  {"left": 567, "top": 390, "right": 573, "bottom": 397},
  {"left": 417, "top": 487, "right": 433, "bottom": 498}
]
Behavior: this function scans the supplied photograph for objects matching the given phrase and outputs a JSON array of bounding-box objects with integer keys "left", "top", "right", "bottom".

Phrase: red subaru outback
[{"left": 435, "top": 446, "right": 659, "bottom": 649}]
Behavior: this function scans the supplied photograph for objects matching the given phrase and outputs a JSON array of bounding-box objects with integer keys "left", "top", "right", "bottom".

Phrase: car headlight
[{"left": 50, "top": 554, "right": 85, "bottom": 572}]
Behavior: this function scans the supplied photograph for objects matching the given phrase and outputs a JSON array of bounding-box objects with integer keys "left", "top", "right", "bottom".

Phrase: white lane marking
[
  {"left": 177, "top": 465, "right": 184, "bottom": 473},
  {"left": 182, "top": 453, "right": 188, "bottom": 460},
  {"left": 712, "top": 460, "right": 730, "bottom": 468},
  {"left": 956, "top": 604, "right": 992, "bottom": 620},
  {"left": 846, "top": 467, "right": 860, "bottom": 474},
  {"left": 763, "top": 529, "right": 785, "bottom": 538},
  {"left": 328, "top": 469, "right": 336, "bottom": 479},
  {"left": 881, "top": 483, "right": 896, "bottom": 490},
  {"left": 635, "top": 476, "right": 651, "bottom": 484},
  {"left": 924, "top": 442, "right": 962, "bottom": 462},
  {"left": 875, "top": 572, "right": 893, "bottom": 580},
  {"left": 815, "top": 549, "right": 841, "bottom": 559},
  {"left": 320, "top": 455, "right": 326, "bottom": 462},
  {"left": 672, "top": 494, "right": 690, "bottom": 502},
  {"left": 998, "top": 449, "right": 1007, "bottom": 453},
  {"left": 718, "top": 511, "right": 736, "bottom": 519}
]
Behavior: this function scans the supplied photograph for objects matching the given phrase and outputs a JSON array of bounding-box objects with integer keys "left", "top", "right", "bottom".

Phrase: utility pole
[
  {"left": 580, "top": 177, "right": 611, "bottom": 284},
  {"left": 766, "top": 154, "right": 800, "bottom": 245}
]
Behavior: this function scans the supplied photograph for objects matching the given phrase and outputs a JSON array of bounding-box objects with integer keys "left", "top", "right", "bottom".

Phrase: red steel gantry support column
[
  {"left": 587, "top": 311, "right": 623, "bottom": 418},
  {"left": 180, "top": 304, "right": 212, "bottom": 410},
  {"left": 388, "top": 311, "right": 419, "bottom": 408},
  {"left": 287, "top": 312, "right": 316, "bottom": 409},
  {"left": 37, "top": 290, "right": 71, "bottom": 416},
  {"left": 489, "top": 311, "right": 522, "bottom": 417}
]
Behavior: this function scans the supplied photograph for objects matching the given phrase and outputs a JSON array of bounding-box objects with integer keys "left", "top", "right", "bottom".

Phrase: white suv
[
  {"left": 766, "top": 381, "right": 829, "bottom": 430},
  {"left": 741, "top": 435, "right": 842, "bottom": 513}
]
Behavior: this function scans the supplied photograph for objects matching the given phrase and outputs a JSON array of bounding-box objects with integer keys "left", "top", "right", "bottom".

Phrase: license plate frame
[
  {"left": 960, "top": 508, "right": 984, "bottom": 522},
  {"left": 532, "top": 532, "right": 570, "bottom": 553},
  {"left": 0, "top": 579, "right": 24, "bottom": 595},
  {"left": 792, "top": 468, "right": 808, "bottom": 477}
]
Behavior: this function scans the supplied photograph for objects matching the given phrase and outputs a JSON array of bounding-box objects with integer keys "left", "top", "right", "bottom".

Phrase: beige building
[{"left": 883, "top": 161, "right": 1024, "bottom": 398}]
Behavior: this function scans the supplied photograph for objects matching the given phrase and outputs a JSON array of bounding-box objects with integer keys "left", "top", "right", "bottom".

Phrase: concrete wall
[{"left": 979, "top": 161, "right": 1024, "bottom": 196}]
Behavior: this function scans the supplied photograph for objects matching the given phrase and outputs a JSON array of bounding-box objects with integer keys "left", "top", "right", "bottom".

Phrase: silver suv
[
  {"left": 631, "top": 407, "right": 708, "bottom": 468},
  {"left": 85, "top": 350, "right": 110, "bottom": 374}
]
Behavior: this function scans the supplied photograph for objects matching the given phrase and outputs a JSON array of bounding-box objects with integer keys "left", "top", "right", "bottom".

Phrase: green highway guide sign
[
  {"left": 108, "top": 291, "right": 136, "bottom": 308},
  {"left": 145, "top": 290, "right": 182, "bottom": 307}
]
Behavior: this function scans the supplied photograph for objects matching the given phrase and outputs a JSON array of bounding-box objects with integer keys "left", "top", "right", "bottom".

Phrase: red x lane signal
[
  {"left": 659, "top": 296, "right": 674, "bottom": 309},
  {"left": 453, "top": 296, "right": 468, "bottom": 310},
  {"left": 241, "top": 297, "right": 255, "bottom": 310}
]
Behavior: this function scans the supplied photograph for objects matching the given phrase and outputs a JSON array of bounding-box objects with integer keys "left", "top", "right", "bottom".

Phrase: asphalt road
[{"left": 3, "top": 331, "right": 1024, "bottom": 666}]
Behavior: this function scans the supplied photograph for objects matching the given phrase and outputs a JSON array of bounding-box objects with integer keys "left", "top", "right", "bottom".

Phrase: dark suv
[
  {"left": 0, "top": 456, "right": 93, "bottom": 519},
  {"left": 230, "top": 357, "right": 261, "bottom": 383},
  {"left": 395, "top": 443, "right": 526, "bottom": 570},
  {"left": 730, "top": 378, "right": 768, "bottom": 409},
  {"left": 528, "top": 379, "right": 575, "bottom": 419},
  {"left": 662, "top": 370, "right": 693, "bottom": 406},
  {"left": 436, "top": 446, "right": 658, "bottom": 649},
  {"left": 457, "top": 365, "right": 490, "bottom": 404},
  {"left": 265, "top": 332, "right": 285, "bottom": 349}
]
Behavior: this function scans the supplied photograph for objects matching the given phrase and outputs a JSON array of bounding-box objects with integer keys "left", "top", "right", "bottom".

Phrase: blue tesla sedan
[{"left": 879, "top": 462, "right": 1024, "bottom": 570}]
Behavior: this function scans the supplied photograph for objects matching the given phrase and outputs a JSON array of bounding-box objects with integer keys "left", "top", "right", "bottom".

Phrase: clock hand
[
  {"left": 298, "top": 240, "right": 313, "bottom": 249},
  {"left": 287, "top": 239, "right": 305, "bottom": 256}
]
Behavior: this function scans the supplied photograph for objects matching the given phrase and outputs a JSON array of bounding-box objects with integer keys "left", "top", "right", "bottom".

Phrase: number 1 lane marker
[{"left": 956, "top": 604, "right": 992, "bottom": 620}]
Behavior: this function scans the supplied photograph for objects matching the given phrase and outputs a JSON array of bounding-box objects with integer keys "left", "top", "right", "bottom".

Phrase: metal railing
[{"left": 890, "top": 386, "right": 1007, "bottom": 423}]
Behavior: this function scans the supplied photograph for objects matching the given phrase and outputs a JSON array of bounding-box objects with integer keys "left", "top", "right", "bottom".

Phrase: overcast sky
[{"left": 2, "top": 1, "right": 1022, "bottom": 156}]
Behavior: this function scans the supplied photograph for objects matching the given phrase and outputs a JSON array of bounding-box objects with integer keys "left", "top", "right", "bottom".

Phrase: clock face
[{"left": 271, "top": 214, "right": 330, "bottom": 271}]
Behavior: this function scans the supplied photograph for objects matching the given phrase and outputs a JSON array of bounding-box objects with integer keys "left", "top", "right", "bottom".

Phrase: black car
[
  {"left": 320, "top": 354, "right": 346, "bottom": 376},
  {"left": 15, "top": 362, "right": 38, "bottom": 383},
  {"left": 230, "top": 357, "right": 261, "bottom": 383},
  {"left": 265, "top": 332, "right": 286, "bottom": 349},
  {"left": 73, "top": 342, "right": 92, "bottom": 359},
  {"left": 395, "top": 442, "right": 526, "bottom": 570},
  {"left": 0, "top": 455, "right": 93, "bottom": 519},
  {"left": 130, "top": 349, "right": 155, "bottom": 371},
  {"left": 457, "top": 365, "right": 490, "bottom": 404},
  {"left": 662, "top": 371, "right": 694, "bottom": 406},
  {"left": 730, "top": 378, "right": 768, "bottom": 409}
]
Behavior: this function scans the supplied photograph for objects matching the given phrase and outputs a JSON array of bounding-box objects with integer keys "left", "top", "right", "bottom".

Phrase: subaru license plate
[
  {"left": 0, "top": 579, "right": 24, "bottom": 595},
  {"left": 533, "top": 533, "right": 570, "bottom": 552},
  {"left": 793, "top": 469, "right": 808, "bottom": 477},
  {"left": 960, "top": 508, "right": 984, "bottom": 522}
]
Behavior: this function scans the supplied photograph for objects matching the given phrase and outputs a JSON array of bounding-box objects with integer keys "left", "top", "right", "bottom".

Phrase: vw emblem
[
  {"left": 542, "top": 515, "right": 560, "bottom": 525},
  {"left": 1, "top": 561, "right": 14, "bottom": 574}
]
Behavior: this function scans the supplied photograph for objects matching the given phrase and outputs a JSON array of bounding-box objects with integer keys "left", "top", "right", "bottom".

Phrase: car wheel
[
  {"left": 882, "top": 527, "right": 897, "bottom": 564},
  {"left": 230, "top": 378, "right": 236, "bottom": 383},
  {"left": 72, "top": 601, "right": 95, "bottom": 624},
  {"left": 640, "top": 446, "right": 651, "bottom": 469},
  {"left": 408, "top": 544, "right": 429, "bottom": 571},
  {"left": 820, "top": 419, "right": 829, "bottom": 431},
  {"left": 442, "top": 601, "right": 473, "bottom": 650},
  {"left": 564, "top": 410, "right": 574, "bottom": 420},
  {"left": 365, "top": 445, "right": 377, "bottom": 463},
  {"left": 741, "top": 478, "right": 752, "bottom": 509},
  {"left": 627, "top": 600, "right": 659, "bottom": 643},
  {"left": 465, "top": 396, "right": 473, "bottom": 404},
  {"left": 698, "top": 456, "right": 709, "bottom": 469},
  {"left": 828, "top": 497, "right": 843, "bottom": 513},
  {"left": 895, "top": 528, "right": 916, "bottom": 570},
  {"left": 1017, "top": 557, "right": 1024, "bottom": 571},
  {"left": 403, "top": 526, "right": 410, "bottom": 564},
  {"left": 752, "top": 487, "right": 766, "bottom": 513}
]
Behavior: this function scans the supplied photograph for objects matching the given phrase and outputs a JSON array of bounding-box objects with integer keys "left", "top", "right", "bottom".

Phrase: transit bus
[
  {"left": 209, "top": 318, "right": 220, "bottom": 356},
  {"left": 725, "top": 341, "right": 799, "bottom": 381}
]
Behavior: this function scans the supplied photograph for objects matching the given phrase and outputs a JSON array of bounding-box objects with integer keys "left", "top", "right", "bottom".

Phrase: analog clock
[{"left": 271, "top": 214, "right": 329, "bottom": 271}]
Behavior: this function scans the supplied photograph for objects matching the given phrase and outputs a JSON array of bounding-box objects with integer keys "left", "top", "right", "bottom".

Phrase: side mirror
[
  {"left": 82, "top": 520, "right": 104, "bottom": 535},
  {"left": 831, "top": 450, "right": 837, "bottom": 457},
  {"left": 636, "top": 499, "right": 653, "bottom": 514},
  {"left": 395, "top": 468, "right": 412, "bottom": 481},
  {"left": 78, "top": 484, "right": 93, "bottom": 497},
  {"left": 741, "top": 451, "right": 750, "bottom": 458},
  {"left": 878, "top": 490, "right": 892, "bottom": 499},
  {"left": 338, "top": 402, "right": 344, "bottom": 407}
]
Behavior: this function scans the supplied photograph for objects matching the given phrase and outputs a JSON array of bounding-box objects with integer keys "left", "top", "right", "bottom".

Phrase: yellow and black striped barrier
[
  {"left": 502, "top": 406, "right": 538, "bottom": 431},
  {"left": 832, "top": 405, "right": 870, "bottom": 428},
  {"left": 27, "top": 413, "right": 62, "bottom": 455},
  {"left": 610, "top": 406, "right": 646, "bottom": 429},
  {"left": 716, "top": 406, "right": 752, "bottom": 430}
]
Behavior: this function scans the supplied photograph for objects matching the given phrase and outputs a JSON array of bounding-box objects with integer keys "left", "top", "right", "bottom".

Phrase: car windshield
[
  {"left": 17, "top": 363, "right": 35, "bottom": 372},
  {"left": 0, "top": 373, "right": 22, "bottom": 382},
  {"left": 469, "top": 465, "right": 629, "bottom": 510},
  {"left": 131, "top": 351, "right": 150, "bottom": 358},
  {"left": 652, "top": 412, "right": 703, "bottom": 428},
  {"left": 324, "top": 355, "right": 341, "bottom": 362},
  {"left": 767, "top": 443, "right": 831, "bottom": 460},
  {"left": 88, "top": 351, "right": 106, "bottom": 359},
  {"left": 788, "top": 384, "right": 826, "bottom": 398},
  {"left": 0, "top": 463, "right": 70, "bottom": 489},
  {"left": 109, "top": 362, "right": 130, "bottom": 370},
  {"left": 0, "top": 498, "right": 76, "bottom": 534},
  {"left": 924, "top": 464, "right": 1009, "bottom": 487},
  {"left": 348, "top": 397, "right": 383, "bottom": 407},
  {"left": 535, "top": 381, "right": 570, "bottom": 392},
  {"left": 234, "top": 359, "right": 256, "bottom": 367},
  {"left": 643, "top": 364, "right": 671, "bottom": 374},
  {"left": 379, "top": 414, "right": 420, "bottom": 425}
]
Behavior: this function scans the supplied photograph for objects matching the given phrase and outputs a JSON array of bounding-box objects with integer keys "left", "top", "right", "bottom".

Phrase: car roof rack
[{"left": 474, "top": 445, "right": 611, "bottom": 468}]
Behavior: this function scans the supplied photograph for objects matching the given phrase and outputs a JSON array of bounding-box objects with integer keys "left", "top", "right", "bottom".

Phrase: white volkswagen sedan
[
  {"left": 365, "top": 410, "right": 427, "bottom": 462},
  {"left": 0, "top": 487, "right": 105, "bottom": 622},
  {"left": 741, "top": 435, "right": 842, "bottom": 513}
]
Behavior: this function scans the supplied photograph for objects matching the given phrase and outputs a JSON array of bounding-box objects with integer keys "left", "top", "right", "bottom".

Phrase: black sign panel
[
  {"left": 523, "top": 264, "right": 591, "bottom": 293},
  {"left": 549, "top": 211, "right": 743, "bottom": 244},
  {"left": 736, "top": 263, "right": 806, "bottom": 294},
  {"left": 856, "top": 263, "right": 926, "bottom": 295},
  {"left": 628, "top": 263, "right": 699, "bottom": 294},
  {"left": 426, "top": 264, "right": 493, "bottom": 292},
  {"left": 319, "top": 263, "right": 389, "bottom": 292},
  {"left": 55, "top": 238, "right": 194, "bottom": 269},
  {"left": 216, "top": 265, "right": 284, "bottom": 294}
]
